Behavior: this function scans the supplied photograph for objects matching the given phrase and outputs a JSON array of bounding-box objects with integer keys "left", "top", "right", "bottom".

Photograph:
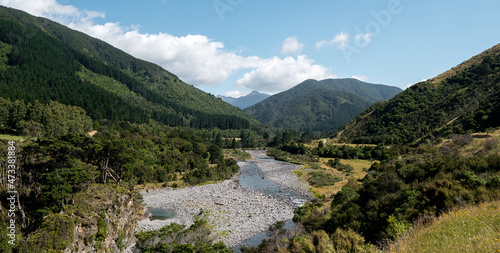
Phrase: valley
[{"left": 0, "top": 3, "right": 499, "bottom": 253}]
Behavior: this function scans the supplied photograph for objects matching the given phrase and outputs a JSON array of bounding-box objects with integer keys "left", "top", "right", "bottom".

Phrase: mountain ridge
[
  {"left": 244, "top": 78, "right": 402, "bottom": 131},
  {"left": 217, "top": 91, "right": 270, "bottom": 109},
  {"left": 0, "top": 5, "right": 256, "bottom": 130}
]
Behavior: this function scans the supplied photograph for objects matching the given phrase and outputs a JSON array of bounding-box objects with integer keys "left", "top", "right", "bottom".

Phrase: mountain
[
  {"left": 244, "top": 78, "right": 402, "bottom": 131},
  {"left": 218, "top": 91, "right": 270, "bottom": 109},
  {"left": 339, "top": 43, "right": 500, "bottom": 144},
  {"left": 0, "top": 6, "right": 256, "bottom": 130}
]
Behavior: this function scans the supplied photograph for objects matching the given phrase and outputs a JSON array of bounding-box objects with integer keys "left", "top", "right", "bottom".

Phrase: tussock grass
[{"left": 387, "top": 200, "right": 500, "bottom": 253}]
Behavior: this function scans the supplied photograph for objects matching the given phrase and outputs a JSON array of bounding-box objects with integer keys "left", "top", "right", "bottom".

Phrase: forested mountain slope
[
  {"left": 339, "top": 43, "right": 500, "bottom": 144},
  {"left": 0, "top": 6, "right": 255, "bottom": 130},
  {"left": 244, "top": 78, "right": 401, "bottom": 131}
]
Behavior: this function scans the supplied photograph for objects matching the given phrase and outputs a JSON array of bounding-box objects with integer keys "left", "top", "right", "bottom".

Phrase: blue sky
[{"left": 2, "top": 0, "right": 500, "bottom": 97}]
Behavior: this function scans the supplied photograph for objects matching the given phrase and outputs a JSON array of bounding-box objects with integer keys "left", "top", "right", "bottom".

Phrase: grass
[
  {"left": 0, "top": 134, "right": 25, "bottom": 142},
  {"left": 304, "top": 139, "right": 377, "bottom": 149},
  {"left": 436, "top": 128, "right": 500, "bottom": 157},
  {"left": 294, "top": 157, "right": 373, "bottom": 200},
  {"left": 429, "top": 43, "right": 500, "bottom": 84},
  {"left": 223, "top": 149, "right": 252, "bottom": 161},
  {"left": 386, "top": 200, "right": 500, "bottom": 253}
]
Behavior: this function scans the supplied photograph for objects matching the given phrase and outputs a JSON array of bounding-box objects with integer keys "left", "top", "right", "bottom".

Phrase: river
[{"left": 139, "top": 150, "right": 312, "bottom": 248}]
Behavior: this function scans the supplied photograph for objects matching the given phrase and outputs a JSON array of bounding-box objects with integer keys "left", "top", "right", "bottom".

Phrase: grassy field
[
  {"left": 386, "top": 200, "right": 500, "bottom": 253},
  {"left": 294, "top": 157, "right": 374, "bottom": 199},
  {"left": 304, "top": 139, "right": 377, "bottom": 149}
]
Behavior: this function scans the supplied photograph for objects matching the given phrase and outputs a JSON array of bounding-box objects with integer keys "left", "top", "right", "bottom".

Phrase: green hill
[
  {"left": 387, "top": 201, "right": 500, "bottom": 253},
  {"left": 244, "top": 78, "right": 401, "bottom": 131},
  {"left": 0, "top": 6, "right": 255, "bottom": 130},
  {"left": 339, "top": 43, "right": 500, "bottom": 144}
]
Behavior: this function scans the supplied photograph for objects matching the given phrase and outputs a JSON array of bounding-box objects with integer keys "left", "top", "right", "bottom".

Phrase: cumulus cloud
[
  {"left": 225, "top": 90, "right": 249, "bottom": 98},
  {"left": 281, "top": 36, "right": 304, "bottom": 55},
  {"left": 235, "top": 55, "right": 336, "bottom": 94},
  {"left": 352, "top": 75, "right": 369, "bottom": 82},
  {"left": 405, "top": 79, "right": 428, "bottom": 89},
  {"left": 0, "top": 0, "right": 104, "bottom": 26},
  {"left": 355, "top": 33, "right": 372, "bottom": 47},
  {"left": 315, "top": 31, "right": 350, "bottom": 50},
  {"left": 1, "top": 0, "right": 335, "bottom": 91},
  {"left": 67, "top": 15, "right": 268, "bottom": 85}
]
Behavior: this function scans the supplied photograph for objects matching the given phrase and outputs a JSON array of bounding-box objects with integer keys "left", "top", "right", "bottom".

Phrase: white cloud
[
  {"left": 225, "top": 90, "right": 249, "bottom": 98},
  {"left": 355, "top": 33, "right": 372, "bottom": 47},
  {"left": 352, "top": 75, "right": 369, "bottom": 82},
  {"left": 405, "top": 79, "right": 428, "bottom": 89},
  {"left": 1, "top": 0, "right": 335, "bottom": 91},
  {"left": 0, "top": 0, "right": 105, "bottom": 26},
  {"left": 315, "top": 32, "right": 350, "bottom": 50},
  {"left": 235, "top": 55, "right": 336, "bottom": 94},
  {"left": 281, "top": 36, "right": 304, "bottom": 54},
  {"left": 68, "top": 19, "right": 266, "bottom": 86}
]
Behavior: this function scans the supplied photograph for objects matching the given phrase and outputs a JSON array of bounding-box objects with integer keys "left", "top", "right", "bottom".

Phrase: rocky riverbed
[{"left": 138, "top": 150, "right": 312, "bottom": 247}]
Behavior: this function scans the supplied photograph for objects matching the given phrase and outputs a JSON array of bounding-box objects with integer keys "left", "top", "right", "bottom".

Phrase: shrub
[
  {"left": 22, "top": 213, "right": 75, "bottom": 252},
  {"left": 307, "top": 171, "right": 341, "bottom": 187}
]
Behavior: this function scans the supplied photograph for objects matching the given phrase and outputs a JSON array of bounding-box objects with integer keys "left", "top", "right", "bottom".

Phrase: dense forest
[
  {"left": 0, "top": 6, "right": 255, "bottom": 130},
  {"left": 0, "top": 117, "right": 257, "bottom": 251}
]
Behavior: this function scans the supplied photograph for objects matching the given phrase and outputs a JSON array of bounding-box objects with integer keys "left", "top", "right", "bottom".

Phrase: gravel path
[{"left": 138, "top": 150, "right": 311, "bottom": 247}]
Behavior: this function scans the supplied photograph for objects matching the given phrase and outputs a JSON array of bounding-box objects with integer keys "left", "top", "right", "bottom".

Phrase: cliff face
[{"left": 64, "top": 184, "right": 147, "bottom": 253}]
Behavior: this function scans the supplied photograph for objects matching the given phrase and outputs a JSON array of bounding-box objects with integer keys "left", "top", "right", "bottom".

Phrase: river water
[
  {"left": 145, "top": 150, "right": 311, "bottom": 251},
  {"left": 232, "top": 153, "right": 311, "bottom": 251}
]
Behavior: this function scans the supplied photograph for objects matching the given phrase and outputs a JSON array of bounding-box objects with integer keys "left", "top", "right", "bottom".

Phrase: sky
[{"left": 2, "top": 0, "right": 500, "bottom": 97}]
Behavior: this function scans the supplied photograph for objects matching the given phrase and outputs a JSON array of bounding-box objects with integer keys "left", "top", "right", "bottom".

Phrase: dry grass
[
  {"left": 304, "top": 139, "right": 377, "bottom": 148},
  {"left": 0, "top": 134, "right": 25, "bottom": 141},
  {"left": 223, "top": 149, "right": 252, "bottom": 161},
  {"left": 387, "top": 200, "right": 500, "bottom": 253},
  {"left": 295, "top": 158, "right": 373, "bottom": 199},
  {"left": 436, "top": 128, "right": 500, "bottom": 157},
  {"left": 429, "top": 43, "right": 500, "bottom": 84}
]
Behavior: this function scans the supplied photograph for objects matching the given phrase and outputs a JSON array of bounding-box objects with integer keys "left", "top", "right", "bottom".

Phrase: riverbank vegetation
[{"left": 247, "top": 130, "right": 500, "bottom": 252}]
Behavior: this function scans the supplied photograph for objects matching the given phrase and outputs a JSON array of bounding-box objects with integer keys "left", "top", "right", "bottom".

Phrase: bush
[
  {"left": 331, "top": 228, "right": 375, "bottom": 253},
  {"left": 22, "top": 213, "right": 75, "bottom": 252},
  {"left": 451, "top": 134, "right": 473, "bottom": 146},
  {"left": 307, "top": 171, "right": 341, "bottom": 187}
]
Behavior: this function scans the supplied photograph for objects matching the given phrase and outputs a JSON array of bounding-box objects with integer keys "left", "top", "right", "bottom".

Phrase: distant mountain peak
[
  {"left": 218, "top": 91, "right": 270, "bottom": 109},
  {"left": 244, "top": 78, "right": 402, "bottom": 131}
]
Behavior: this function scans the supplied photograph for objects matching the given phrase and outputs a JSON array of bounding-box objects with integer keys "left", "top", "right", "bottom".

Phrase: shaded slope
[{"left": 0, "top": 6, "right": 255, "bottom": 129}]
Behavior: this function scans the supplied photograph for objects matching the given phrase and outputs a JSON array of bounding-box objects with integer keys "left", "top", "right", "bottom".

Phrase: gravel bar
[{"left": 138, "top": 150, "right": 311, "bottom": 247}]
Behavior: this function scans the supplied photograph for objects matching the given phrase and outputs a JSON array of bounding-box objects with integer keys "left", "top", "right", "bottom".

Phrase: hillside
[
  {"left": 387, "top": 200, "right": 500, "bottom": 252},
  {"left": 0, "top": 6, "right": 255, "bottom": 252},
  {"left": 218, "top": 91, "right": 270, "bottom": 109},
  {"left": 0, "top": 6, "right": 255, "bottom": 130},
  {"left": 244, "top": 78, "right": 402, "bottom": 131},
  {"left": 339, "top": 43, "right": 500, "bottom": 144}
]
